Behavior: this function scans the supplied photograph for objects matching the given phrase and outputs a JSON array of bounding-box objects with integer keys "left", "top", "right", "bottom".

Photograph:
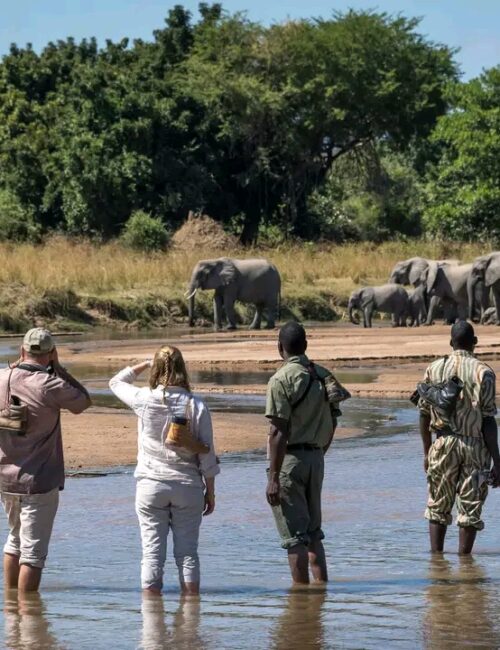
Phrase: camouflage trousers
[{"left": 425, "top": 434, "right": 491, "bottom": 530}]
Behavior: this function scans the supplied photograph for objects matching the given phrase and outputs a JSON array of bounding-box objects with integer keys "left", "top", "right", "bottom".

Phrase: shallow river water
[{"left": 3, "top": 406, "right": 500, "bottom": 649}]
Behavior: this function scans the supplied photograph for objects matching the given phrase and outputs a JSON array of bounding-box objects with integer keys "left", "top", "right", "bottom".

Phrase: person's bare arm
[
  {"left": 323, "top": 417, "right": 337, "bottom": 455},
  {"left": 482, "top": 416, "right": 500, "bottom": 487},
  {"left": 420, "top": 412, "right": 432, "bottom": 472},
  {"left": 203, "top": 476, "right": 215, "bottom": 516},
  {"left": 266, "top": 417, "right": 289, "bottom": 507}
]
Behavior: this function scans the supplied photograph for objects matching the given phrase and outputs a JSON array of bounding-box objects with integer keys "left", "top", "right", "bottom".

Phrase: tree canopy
[
  {"left": 0, "top": 5, "right": 465, "bottom": 243},
  {"left": 423, "top": 66, "right": 500, "bottom": 241}
]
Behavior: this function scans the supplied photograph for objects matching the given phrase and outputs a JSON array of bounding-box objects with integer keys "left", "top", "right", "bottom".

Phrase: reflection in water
[
  {"left": 4, "top": 591, "right": 63, "bottom": 650},
  {"left": 271, "top": 587, "right": 327, "bottom": 650},
  {"left": 423, "top": 556, "right": 500, "bottom": 649},
  {"left": 140, "top": 594, "right": 204, "bottom": 650}
]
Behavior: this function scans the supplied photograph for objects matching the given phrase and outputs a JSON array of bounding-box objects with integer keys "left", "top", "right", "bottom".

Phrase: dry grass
[
  {"left": 0, "top": 237, "right": 493, "bottom": 330},
  {"left": 0, "top": 238, "right": 491, "bottom": 299}
]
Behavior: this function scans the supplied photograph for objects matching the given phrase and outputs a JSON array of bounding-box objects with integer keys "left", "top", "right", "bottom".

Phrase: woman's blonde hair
[{"left": 149, "top": 345, "right": 191, "bottom": 394}]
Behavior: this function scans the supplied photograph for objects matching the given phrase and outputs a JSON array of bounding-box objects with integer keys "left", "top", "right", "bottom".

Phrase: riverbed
[{"left": 3, "top": 421, "right": 500, "bottom": 649}]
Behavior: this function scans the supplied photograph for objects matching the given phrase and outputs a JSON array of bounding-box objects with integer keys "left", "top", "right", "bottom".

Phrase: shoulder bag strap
[
  {"left": 5, "top": 368, "right": 14, "bottom": 408},
  {"left": 291, "top": 363, "right": 322, "bottom": 411}
]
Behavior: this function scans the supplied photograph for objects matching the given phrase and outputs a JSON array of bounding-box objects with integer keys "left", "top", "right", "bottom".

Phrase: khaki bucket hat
[{"left": 22, "top": 328, "right": 55, "bottom": 355}]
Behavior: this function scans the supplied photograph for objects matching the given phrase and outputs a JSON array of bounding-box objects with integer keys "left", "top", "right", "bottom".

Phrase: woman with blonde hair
[{"left": 109, "top": 345, "right": 219, "bottom": 596}]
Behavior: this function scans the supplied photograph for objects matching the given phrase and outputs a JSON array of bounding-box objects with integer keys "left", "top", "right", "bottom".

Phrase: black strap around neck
[{"left": 16, "top": 363, "right": 51, "bottom": 374}]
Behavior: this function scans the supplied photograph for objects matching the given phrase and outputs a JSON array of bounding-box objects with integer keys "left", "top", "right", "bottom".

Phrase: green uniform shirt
[
  {"left": 419, "top": 349, "right": 497, "bottom": 438},
  {"left": 265, "top": 354, "right": 333, "bottom": 447}
]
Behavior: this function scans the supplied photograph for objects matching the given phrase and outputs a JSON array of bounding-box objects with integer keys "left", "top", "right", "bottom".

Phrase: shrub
[
  {"left": 0, "top": 190, "right": 41, "bottom": 242},
  {"left": 121, "top": 211, "right": 170, "bottom": 252}
]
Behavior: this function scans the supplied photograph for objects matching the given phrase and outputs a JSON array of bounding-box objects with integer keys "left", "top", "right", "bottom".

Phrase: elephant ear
[
  {"left": 485, "top": 255, "right": 500, "bottom": 287},
  {"left": 425, "top": 262, "right": 439, "bottom": 293},
  {"left": 218, "top": 258, "right": 238, "bottom": 286},
  {"left": 408, "top": 258, "right": 429, "bottom": 286},
  {"left": 359, "top": 287, "right": 374, "bottom": 308}
]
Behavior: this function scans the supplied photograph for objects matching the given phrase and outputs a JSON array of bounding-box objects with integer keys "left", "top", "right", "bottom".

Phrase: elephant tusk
[{"left": 185, "top": 288, "right": 198, "bottom": 300}]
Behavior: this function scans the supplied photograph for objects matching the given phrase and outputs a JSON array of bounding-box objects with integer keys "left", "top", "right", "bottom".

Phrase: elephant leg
[
  {"left": 264, "top": 301, "right": 277, "bottom": 329},
  {"left": 425, "top": 295, "right": 439, "bottom": 325},
  {"left": 456, "top": 303, "right": 468, "bottom": 321},
  {"left": 493, "top": 286, "right": 500, "bottom": 325},
  {"left": 364, "top": 305, "right": 374, "bottom": 328},
  {"left": 223, "top": 292, "right": 238, "bottom": 330},
  {"left": 249, "top": 305, "right": 263, "bottom": 330},
  {"left": 213, "top": 291, "right": 224, "bottom": 331}
]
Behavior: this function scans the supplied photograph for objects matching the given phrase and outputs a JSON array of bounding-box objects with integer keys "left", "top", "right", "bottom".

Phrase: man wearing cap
[
  {"left": 419, "top": 321, "right": 500, "bottom": 554},
  {"left": 265, "top": 322, "right": 336, "bottom": 585},
  {"left": 0, "top": 328, "right": 91, "bottom": 591}
]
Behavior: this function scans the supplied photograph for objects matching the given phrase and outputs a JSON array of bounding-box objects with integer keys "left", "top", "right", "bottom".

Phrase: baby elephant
[
  {"left": 408, "top": 285, "right": 428, "bottom": 327},
  {"left": 348, "top": 284, "right": 409, "bottom": 328}
]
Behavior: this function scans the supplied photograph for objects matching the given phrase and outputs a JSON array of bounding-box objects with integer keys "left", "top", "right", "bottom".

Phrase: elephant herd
[
  {"left": 184, "top": 253, "right": 500, "bottom": 330},
  {"left": 349, "top": 253, "right": 500, "bottom": 328}
]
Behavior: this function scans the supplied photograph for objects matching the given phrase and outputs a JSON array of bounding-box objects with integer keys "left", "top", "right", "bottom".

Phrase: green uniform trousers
[
  {"left": 425, "top": 434, "right": 491, "bottom": 530},
  {"left": 271, "top": 448, "right": 325, "bottom": 549}
]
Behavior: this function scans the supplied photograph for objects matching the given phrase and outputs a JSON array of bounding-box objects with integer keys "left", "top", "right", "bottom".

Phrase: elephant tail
[{"left": 278, "top": 287, "right": 281, "bottom": 322}]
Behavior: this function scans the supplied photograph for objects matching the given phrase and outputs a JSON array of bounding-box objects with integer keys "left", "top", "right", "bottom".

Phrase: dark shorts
[{"left": 270, "top": 448, "right": 325, "bottom": 549}]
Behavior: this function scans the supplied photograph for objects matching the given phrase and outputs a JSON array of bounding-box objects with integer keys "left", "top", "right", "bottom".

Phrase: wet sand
[{"left": 62, "top": 409, "right": 362, "bottom": 470}]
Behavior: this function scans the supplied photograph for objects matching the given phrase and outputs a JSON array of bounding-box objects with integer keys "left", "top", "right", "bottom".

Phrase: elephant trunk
[
  {"left": 467, "top": 275, "right": 477, "bottom": 321},
  {"left": 348, "top": 303, "right": 359, "bottom": 325}
]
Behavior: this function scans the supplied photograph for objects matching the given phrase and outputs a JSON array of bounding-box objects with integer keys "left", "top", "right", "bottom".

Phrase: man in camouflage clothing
[{"left": 420, "top": 321, "right": 500, "bottom": 554}]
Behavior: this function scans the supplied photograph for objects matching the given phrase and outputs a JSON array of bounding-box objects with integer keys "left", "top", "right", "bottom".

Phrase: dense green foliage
[
  {"left": 121, "top": 210, "right": 170, "bottom": 251},
  {"left": 1, "top": 4, "right": 495, "bottom": 244},
  {"left": 423, "top": 67, "right": 500, "bottom": 240},
  {"left": 308, "top": 144, "right": 423, "bottom": 241}
]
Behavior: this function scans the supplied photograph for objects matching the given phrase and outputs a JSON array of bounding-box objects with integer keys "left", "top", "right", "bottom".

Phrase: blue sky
[{"left": 1, "top": 0, "right": 499, "bottom": 79}]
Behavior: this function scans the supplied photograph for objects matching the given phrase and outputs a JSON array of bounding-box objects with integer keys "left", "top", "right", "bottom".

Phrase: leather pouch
[
  {"left": 0, "top": 370, "right": 28, "bottom": 436},
  {"left": 165, "top": 412, "right": 209, "bottom": 455},
  {"left": 416, "top": 375, "right": 464, "bottom": 419},
  {"left": 0, "top": 404, "right": 28, "bottom": 435}
]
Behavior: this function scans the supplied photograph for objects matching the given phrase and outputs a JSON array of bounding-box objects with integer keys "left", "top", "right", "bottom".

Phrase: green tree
[
  {"left": 423, "top": 66, "right": 500, "bottom": 241},
  {"left": 0, "top": 5, "right": 457, "bottom": 241}
]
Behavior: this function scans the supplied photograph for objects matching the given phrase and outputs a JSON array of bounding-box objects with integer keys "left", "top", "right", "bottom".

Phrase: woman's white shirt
[{"left": 109, "top": 367, "right": 220, "bottom": 486}]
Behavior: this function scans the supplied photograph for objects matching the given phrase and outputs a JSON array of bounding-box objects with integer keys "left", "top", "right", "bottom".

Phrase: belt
[{"left": 287, "top": 443, "right": 321, "bottom": 451}]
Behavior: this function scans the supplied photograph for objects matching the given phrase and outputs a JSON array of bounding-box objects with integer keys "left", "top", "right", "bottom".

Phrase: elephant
[
  {"left": 186, "top": 257, "right": 281, "bottom": 331},
  {"left": 408, "top": 285, "right": 427, "bottom": 327},
  {"left": 389, "top": 257, "right": 460, "bottom": 324},
  {"left": 467, "top": 252, "right": 500, "bottom": 324},
  {"left": 423, "top": 262, "right": 473, "bottom": 325},
  {"left": 348, "top": 284, "right": 409, "bottom": 328}
]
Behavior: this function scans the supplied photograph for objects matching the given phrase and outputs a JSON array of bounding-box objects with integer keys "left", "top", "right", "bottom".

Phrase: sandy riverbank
[
  {"left": 52, "top": 324, "right": 500, "bottom": 468},
  {"left": 62, "top": 409, "right": 362, "bottom": 470},
  {"left": 60, "top": 324, "right": 500, "bottom": 399}
]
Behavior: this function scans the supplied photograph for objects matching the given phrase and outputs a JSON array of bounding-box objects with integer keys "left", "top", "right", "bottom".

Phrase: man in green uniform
[
  {"left": 265, "top": 322, "right": 336, "bottom": 585},
  {"left": 419, "top": 321, "right": 500, "bottom": 554}
]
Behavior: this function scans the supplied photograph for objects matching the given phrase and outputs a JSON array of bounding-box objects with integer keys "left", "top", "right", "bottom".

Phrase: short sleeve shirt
[
  {"left": 265, "top": 355, "right": 333, "bottom": 447},
  {"left": 419, "top": 349, "right": 497, "bottom": 438}
]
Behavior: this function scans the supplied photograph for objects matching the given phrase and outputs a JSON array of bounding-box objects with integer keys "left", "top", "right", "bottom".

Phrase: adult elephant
[
  {"left": 389, "top": 257, "right": 460, "bottom": 324},
  {"left": 467, "top": 252, "right": 500, "bottom": 324},
  {"left": 423, "top": 262, "right": 472, "bottom": 325},
  {"left": 348, "top": 284, "right": 409, "bottom": 328},
  {"left": 186, "top": 257, "right": 281, "bottom": 331},
  {"left": 389, "top": 257, "right": 433, "bottom": 287}
]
